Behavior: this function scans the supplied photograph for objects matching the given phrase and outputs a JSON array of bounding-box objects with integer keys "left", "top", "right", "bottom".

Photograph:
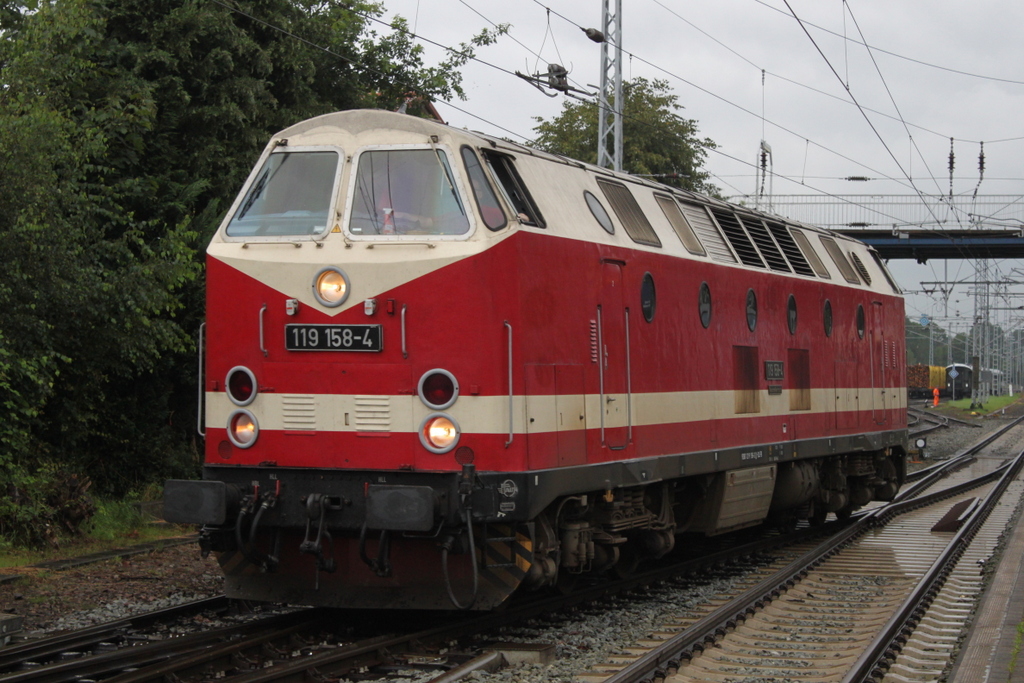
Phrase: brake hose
[{"left": 441, "top": 507, "right": 478, "bottom": 610}]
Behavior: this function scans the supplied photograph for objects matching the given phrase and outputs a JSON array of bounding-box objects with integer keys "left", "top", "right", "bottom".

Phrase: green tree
[
  {"left": 905, "top": 317, "right": 950, "bottom": 366},
  {"left": 0, "top": 0, "right": 501, "bottom": 545},
  {"left": 532, "top": 77, "right": 718, "bottom": 195}
]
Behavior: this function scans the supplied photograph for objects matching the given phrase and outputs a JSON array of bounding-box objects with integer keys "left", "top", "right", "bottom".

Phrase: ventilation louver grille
[
  {"left": 790, "top": 229, "right": 831, "bottom": 278},
  {"left": 766, "top": 220, "right": 816, "bottom": 277},
  {"left": 849, "top": 252, "right": 872, "bottom": 285},
  {"left": 740, "top": 216, "right": 790, "bottom": 272},
  {"left": 711, "top": 208, "right": 764, "bottom": 268},
  {"left": 282, "top": 395, "right": 316, "bottom": 431},
  {"left": 679, "top": 203, "right": 736, "bottom": 263},
  {"left": 355, "top": 395, "right": 391, "bottom": 432}
]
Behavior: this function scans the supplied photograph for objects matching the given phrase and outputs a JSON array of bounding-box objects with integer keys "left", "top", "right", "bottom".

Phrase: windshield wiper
[{"left": 237, "top": 169, "right": 270, "bottom": 220}]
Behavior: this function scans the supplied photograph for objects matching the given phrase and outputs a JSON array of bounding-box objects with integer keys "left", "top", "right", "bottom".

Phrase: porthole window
[
  {"left": 787, "top": 295, "right": 798, "bottom": 335},
  {"left": 856, "top": 304, "right": 865, "bottom": 339},
  {"left": 824, "top": 300, "right": 833, "bottom": 337},
  {"left": 746, "top": 289, "right": 758, "bottom": 332},
  {"left": 699, "top": 282, "right": 712, "bottom": 329},
  {"left": 585, "top": 191, "right": 615, "bottom": 234},
  {"left": 641, "top": 273, "right": 656, "bottom": 322}
]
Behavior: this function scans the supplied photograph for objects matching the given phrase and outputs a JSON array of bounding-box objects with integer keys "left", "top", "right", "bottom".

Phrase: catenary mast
[{"left": 597, "top": 0, "right": 623, "bottom": 172}]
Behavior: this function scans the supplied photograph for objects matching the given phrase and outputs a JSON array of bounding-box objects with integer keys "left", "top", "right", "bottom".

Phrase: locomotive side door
[
  {"left": 834, "top": 359, "right": 859, "bottom": 430},
  {"left": 600, "top": 262, "right": 630, "bottom": 450}
]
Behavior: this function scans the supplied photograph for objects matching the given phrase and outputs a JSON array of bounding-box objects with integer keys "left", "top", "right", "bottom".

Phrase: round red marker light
[
  {"left": 226, "top": 366, "right": 257, "bottom": 406},
  {"left": 418, "top": 369, "right": 459, "bottom": 410}
]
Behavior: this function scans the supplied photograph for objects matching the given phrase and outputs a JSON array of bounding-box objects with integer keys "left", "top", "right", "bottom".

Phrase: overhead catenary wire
[
  {"left": 528, "top": 0, "right": 944, "bottom": 210},
  {"left": 638, "top": 0, "right": 1024, "bottom": 268},
  {"left": 457, "top": 0, "right": 590, "bottom": 95},
  {"left": 210, "top": 0, "right": 1004, "bottom": 238},
  {"left": 841, "top": 0, "right": 949, "bottom": 204},
  {"left": 370, "top": 2, "right": 921, "bottom": 224},
  {"left": 779, "top": 0, "right": 946, "bottom": 229},
  {"left": 753, "top": 0, "right": 1024, "bottom": 93},
  {"left": 644, "top": 0, "right": 992, "bottom": 147},
  {"left": 643, "top": 0, "right": 1019, "bottom": 293}
]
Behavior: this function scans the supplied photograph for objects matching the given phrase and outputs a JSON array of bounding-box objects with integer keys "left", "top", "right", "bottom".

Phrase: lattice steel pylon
[{"left": 597, "top": 0, "right": 623, "bottom": 172}]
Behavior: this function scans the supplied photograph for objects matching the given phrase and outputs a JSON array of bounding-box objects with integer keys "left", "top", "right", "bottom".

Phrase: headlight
[
  {"left": 313, "top": 266, "right": 350, "bottom": 307},
  {"left": 419, "top": 413, "right": 460, "bottom": 453},
  {"left": 418, "top": 369, "right": 459, "bottom": 410},
  {"left": 228, "top": 409, "right": 259, "bottom": 448},
  {"left": 226, "top": 366, "right": 257, "bottom": 406}
]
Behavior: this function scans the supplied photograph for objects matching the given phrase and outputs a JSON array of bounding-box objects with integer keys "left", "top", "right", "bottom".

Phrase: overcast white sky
[{"left": 381, "top": 0, "right": 1024, "bottom": 334}]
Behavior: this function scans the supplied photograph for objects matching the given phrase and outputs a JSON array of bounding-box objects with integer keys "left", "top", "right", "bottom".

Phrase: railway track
[
  {"left": 573, "top": 415, "right": 1024, "bottom": 683},
  {"left": 0, "top": 597, "right": 232, "bottom": 674},
  {"left": 5, "top": 418, "right": 1022, "bottom": 683},
  {"left": 0, "top": 522, "right": 847, "bottom": 683},
  {"left": 907, "top": 406, "right": 948, "bottom": 436},
  {"left": 0, "top": 536, "right": 826, "bottom": 683}
]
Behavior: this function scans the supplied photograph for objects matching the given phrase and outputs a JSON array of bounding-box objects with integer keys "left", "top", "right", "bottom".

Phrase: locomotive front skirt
[{"left": 165, "top": 109, "right": 908, "bottom": 610}]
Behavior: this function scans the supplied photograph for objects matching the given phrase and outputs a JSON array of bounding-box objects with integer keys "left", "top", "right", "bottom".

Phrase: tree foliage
[
  {"left": 0, "top": 0, "right": 500, "bottom": 546},
  {"left": 532, "top": 77, "right": 718, "bottom": 196},
  {"left": 904, "top": 317, "right": 951, "bottom": 366}
]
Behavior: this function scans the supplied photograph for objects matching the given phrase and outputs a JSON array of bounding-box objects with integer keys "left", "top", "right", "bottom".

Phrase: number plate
[{"left": 285, "top": 324, "right": 382, "bottom": 352}]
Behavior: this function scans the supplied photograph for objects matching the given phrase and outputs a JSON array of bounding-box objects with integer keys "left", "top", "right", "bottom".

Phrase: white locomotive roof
[{"left": 233, "top": 109, "right": 902, "bottom": 299}]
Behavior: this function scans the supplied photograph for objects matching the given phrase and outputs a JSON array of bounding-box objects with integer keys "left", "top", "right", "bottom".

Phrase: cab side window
[
  {"left": 482, "top": 151, "right": 545, "bottom": 228},
  {"left": 461, "top": 147, "right": 507, "bottom": 231}
]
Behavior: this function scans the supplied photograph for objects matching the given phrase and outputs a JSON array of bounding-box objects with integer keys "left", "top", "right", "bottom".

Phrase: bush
[{"left": 0, "top": 467, "right": 96, "bottom": 548}]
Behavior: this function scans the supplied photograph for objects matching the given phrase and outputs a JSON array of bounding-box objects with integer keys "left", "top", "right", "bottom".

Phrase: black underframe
[{"left": 198, "top": 427, "right": 907, "bottom": 532}]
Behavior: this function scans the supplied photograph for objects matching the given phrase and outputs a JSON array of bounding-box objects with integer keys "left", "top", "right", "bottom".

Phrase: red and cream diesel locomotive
[{"left": 164, "top": 109, "right": 908, "bottom": 610}]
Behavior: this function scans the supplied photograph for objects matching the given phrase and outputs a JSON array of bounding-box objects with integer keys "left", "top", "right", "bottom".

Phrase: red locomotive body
[{"left": 165, "top": 110, "right": 907, "bottom": 609}]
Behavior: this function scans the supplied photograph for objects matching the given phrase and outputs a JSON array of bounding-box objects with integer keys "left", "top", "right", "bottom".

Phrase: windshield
[
  {"left": 349, "top": 149, "right": 470, "bottom": 236},
  {"left": 225, "top": 151, "right": 339, "bottom": 237}
]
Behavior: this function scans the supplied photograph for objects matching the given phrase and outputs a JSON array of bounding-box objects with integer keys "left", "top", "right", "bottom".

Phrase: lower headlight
[
  {"left": 228, "top": 409, "right": 259, "bottom": 448},
  {"left": 419, "top": 413, "right": 460, "bottom": 454}
]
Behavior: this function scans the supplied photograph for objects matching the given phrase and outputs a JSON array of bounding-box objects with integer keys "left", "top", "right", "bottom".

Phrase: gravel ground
[
  {"left": 915, "top": 401, "right": 1024, "bottom": 464},
  {"left": 0, "top": 538, "right": 222, "bottom": 634}
]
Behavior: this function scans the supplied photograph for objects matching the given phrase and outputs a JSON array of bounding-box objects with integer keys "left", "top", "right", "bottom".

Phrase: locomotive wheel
[{"left": 612, "top": 544, "right": 640, "bottom": 579}]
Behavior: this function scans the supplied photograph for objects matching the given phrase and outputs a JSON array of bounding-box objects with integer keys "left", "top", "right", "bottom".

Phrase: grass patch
[
  {"left": 945, "top": 393, "right": 1020, "bottom": 414},
  {"left": 1010, "top": 620, "right": 1024, "bottom": 677},
  {"left": 0, "top": 494, "right": 193, "bottom": 569},
  {"left": 83, "top": 498, "right": 148, "bottom": 541}
]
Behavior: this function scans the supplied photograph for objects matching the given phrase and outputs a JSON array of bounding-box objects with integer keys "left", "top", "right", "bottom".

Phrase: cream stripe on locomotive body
[
  {"left": 204, "top": 388, "right": 906, "bottom": 435},
  {"left": 167, "top": 109, "right": 908, "bottom": 610}
]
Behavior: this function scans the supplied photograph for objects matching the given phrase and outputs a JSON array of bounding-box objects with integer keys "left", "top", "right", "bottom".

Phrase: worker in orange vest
[{"left": 933, "top": 387, "right": 940, "bottom": 407}]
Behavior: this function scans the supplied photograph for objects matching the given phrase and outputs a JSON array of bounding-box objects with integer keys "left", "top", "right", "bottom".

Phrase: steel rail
[
  {"left": 0, "top": 523, "right": 835, "bottom": 683},
  {"left": 0, "top": 608, "right": 320, "bottom": 683},
  {"left": 28, "top": 525, "right": 836, "bottom": 683},
  {"left": 907, "top": 406, "right": 947, "bottom": 437},
  {"left": 906, "top": 407, "right": 944, "bottom": 427},
  {"left": 905, "top": 412, "right": 1024, "bottom": 484},
  {"left": 843, "top": 448, "right": 1024, "bottom": 682},
  {"left": 919, "top": 408, "right": 984, "bottom": 428},
  {"left": 0, "top": 596, "right": 230, "bottom": 673},
  {"left": 595, "top": 419, "right": 1024, "bottom": 683}
]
